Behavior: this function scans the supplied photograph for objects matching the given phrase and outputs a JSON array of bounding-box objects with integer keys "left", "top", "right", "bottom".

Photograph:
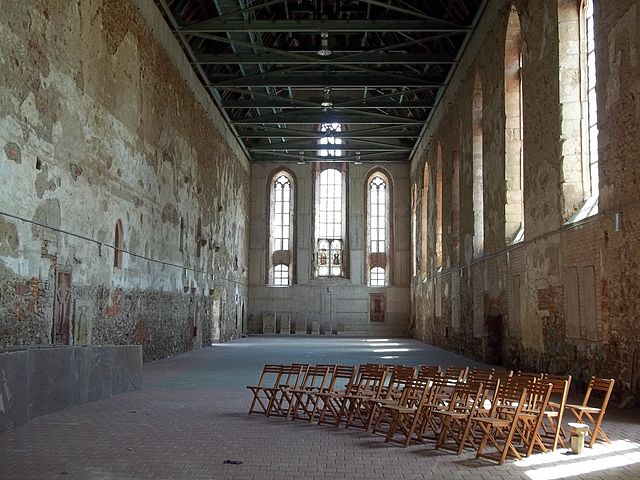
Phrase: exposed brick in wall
[{"left": 410, "top": 0, "right": 640, "bottom": 405}]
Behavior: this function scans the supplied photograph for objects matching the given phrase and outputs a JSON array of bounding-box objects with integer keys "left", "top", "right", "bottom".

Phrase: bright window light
[
  {"left": 273, "top": 264, "right": 289, "bottom": 286},
  {"left": 524, "top": 450, "right": 640, "bottom": 480},
  {"left": 516, "top": 439, "right": 640, "bottom": 468},
  {"left": 318, "top": 123, "right": 342, "bottom": 157},
  {"left": 372, "top": 348, "right": 410, "bottom": 353}
]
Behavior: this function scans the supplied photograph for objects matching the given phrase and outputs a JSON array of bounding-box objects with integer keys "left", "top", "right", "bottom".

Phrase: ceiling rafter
[
  {"left": 194, "top": 53, "right": 456, "bottom": 65},
  {"left": 179, "top": 19, "right": 470, "bottom": 33},
  {"left": 155, "top": 0, "right": 486, "bottom": 164}
]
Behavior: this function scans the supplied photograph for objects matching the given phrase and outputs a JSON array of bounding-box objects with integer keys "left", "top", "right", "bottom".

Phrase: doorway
[
  {"left": 211, "top": 287, "right": 222, "bottom": 343},
  {"left": 485, "top": 307, "right": 504, "bottom": 365}
]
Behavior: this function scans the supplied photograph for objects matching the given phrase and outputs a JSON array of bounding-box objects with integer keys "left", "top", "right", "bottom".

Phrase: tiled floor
[{"left": 2, "top": 337, "right": 640, "bottom": 479}]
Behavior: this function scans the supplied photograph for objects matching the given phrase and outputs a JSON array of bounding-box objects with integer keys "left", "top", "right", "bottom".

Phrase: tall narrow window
[
  {"left": 451, "top": 120, "right": 461, "bottom": 266},
  {"left": 473, "top": 73, "right": 485, "bottom": 256},
  {"left": 421, "top": 163, "right": 430, "bottom": 275},
  {"left": 318, "top": 123, "right": 343, "bottom": 157},
  {"left": 411, "top": 183, "right": 417, "bottom": 277},
  {"left": 559, "top": 0, "right": 599, "bottom": 222},
  {"left": 583, "top": 0, "right": 599, "bottom": 201},
  {"left": 435, "top": 143, "right": 443, "bottom": 270},
  {"left": 505, "top": 5, "right": 524, "bottom": 244},
  {"left": 367, "top": 171, "right": 392, "bottom": 286},
  {"left": 268, "top": 170, "right": 295, "bottom": 286},
  {"left": 314, "top": 165, "right": 347, "bottom": 277},
  {"left": 114, "top": 219, "right": 123, "bottom": 268}
]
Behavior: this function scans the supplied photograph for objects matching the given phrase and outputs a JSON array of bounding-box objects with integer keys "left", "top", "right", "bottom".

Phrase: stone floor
[{"left": 2, "top": 336, "right": 640, "bottom": 479}]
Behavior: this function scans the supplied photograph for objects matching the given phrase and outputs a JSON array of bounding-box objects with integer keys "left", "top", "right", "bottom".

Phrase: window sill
[
  {"left": 565, "top": 196, "right": 599, "bottom": 225},
  {"left": 309, "top": 276, "right": 351, "bottom": 287}
]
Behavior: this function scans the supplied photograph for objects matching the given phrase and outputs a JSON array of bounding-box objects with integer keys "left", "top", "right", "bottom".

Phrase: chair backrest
[
  {"left": 353, "top": 365, "right": 388, "bottom": 397},
  {"left": 477, "top": 377, "right": 501, "bottom": 410},
  {"left": 516, "top": 371, "right": 544, "bottom": 381},
  {"left": 492, "top": 370, "right": 514, "bottom": 384},
  {"left": 316, "top": 364, "right": 337, "bottom": 375},
  {"left": 542, "top": 373, "right": 571, "bottom": 406},
  {"left": 429, "top": 376, "right": 457, "bottom": 406},
  {"left": 397, "top": 379, "right": 432, "bottom": 409},
  {"left": 444, "top": 366, "right": 468, "bottom": 382},
  {"left": 493, "top": 382, "right": 529, "bottom": 414},
  {"left": 256, "top": 364, "right": 286, "bottom": 387},
  {"left": 467, "top": 367, "right": 495, "bottom": 383},
  {"left": 280, "top": 364, "right": 307, "bottom": 388},
  {"left": 301, "top": 365, "right": 332, "bottom": 391},
  {"left": 386, "top": 365, "right": 417, "bottom": 390},
  {"left": 524, "top": 381, "right": 553, "bottom": 413},
  {"left": 446, "top": 381, "right": 485, "bottom": 414},
  {"left": 325, "top": 365, "right": 356, "bottom": 392},
  {"left": 417, "top": 365, "right": 441, "bottom": 381},
  {"left": 582, "top": 377, "right": 615, "bottom": 408}
]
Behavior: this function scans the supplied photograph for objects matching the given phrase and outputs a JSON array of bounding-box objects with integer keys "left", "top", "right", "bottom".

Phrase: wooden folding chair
[
  {"left": 417, "top": 376, "right": 458, "bottom": 442},
  {"left": 341, "top": 365, "right": 388, "bottom": 429},
  {"left": 434, "top": 381, "right": 486, "bottom": 454},
  {"left": 538, "top": 374, "right": 571, "bottom": 451},
  {"left": 377, "top": 378, "right": 436, "bottom": 447},
  {"left": 264, "top": 363, "right": 307, "bottom": 417},
  {"left": 315, "top": 365, "right": 358, "bottom": 426},
  {"left": 288, "top": 365, "right": 333, "bottom": 421},
  {"left": 430, "top": 368, "right": 465, "bottom": 413},
  {"left": 247, "top": 364, "right": 284, "bottom": 415},
  {"left": 472, "top": 383, "right": 529, "bottom": 464},
  {"left": 365, "top": 365, "right": 416, "bottom": 431},
  {"left": 565, "top": 377, "right": 615, "bottom": 448},
  {"left": 516, "top": 381, "right": 553, "bottom": 457}
]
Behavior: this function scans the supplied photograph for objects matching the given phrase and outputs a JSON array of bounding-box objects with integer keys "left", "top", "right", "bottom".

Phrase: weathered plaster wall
[
  {"left": 248, "top": 163, "right": 411, "bottom": 336},
  {"left": 411, "top": 0, "right": 640, "bottom": 404},
  {"left": 0, "top": 0, "right": 250, "bottom": 361}
]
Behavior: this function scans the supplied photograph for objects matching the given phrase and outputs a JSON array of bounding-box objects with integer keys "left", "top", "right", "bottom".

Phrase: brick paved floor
[{"left": 2, "top": 337, "right": 640, "bottom": 479}]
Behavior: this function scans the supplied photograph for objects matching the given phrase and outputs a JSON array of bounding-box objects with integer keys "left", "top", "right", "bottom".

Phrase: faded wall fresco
[{"left": 0, "top": 0, "right": 249, "bottom": 361}]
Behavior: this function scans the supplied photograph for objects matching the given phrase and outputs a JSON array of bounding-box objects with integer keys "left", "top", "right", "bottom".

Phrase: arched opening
[
  {"left": 421, "top": 163, "right": 430, "bottom": 276},
  {"left": 267, "top": 169, "right": 295, "bottom": 286},
  {"left": 114, "top": 219, "right": 123, "bottom": 269},
  {"left": 485, "top": 306, "right": 504, "bottom": 365},
  {"left": 366, "top": 169, "right": 392, "bottom": 286},
  {"left": 505, "top": 4, "right": 524, "bottom": 244},
  {"left": 473, "top": 73, "right": 484, "bottom": 256},
  {"left": 314, "top": 165, "right": 347, "bottom": 278},
  {"left": 411, "top": 182, "right": 418, "bottom": 277}
]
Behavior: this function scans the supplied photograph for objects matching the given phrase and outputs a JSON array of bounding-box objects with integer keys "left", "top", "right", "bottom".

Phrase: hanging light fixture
[
  {"left": 317, "top": 32, "right": 332, "bottom": 56},
  {"left": 321, "top": 87, "right": 333, "bottom": 108}
]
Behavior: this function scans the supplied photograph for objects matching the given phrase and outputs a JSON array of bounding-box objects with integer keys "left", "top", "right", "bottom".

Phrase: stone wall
[
  {"left": 411, "top": 0, "right": 640, "bottom": 404},
  {"left": 0, "top": 345, "right": 142, "bottom": 432},
  {"left": 0, "top": 0, "right": 250, "bottom": 361},
  {"left": 248, "top": 163, "right": 411, "bottom": 336}
]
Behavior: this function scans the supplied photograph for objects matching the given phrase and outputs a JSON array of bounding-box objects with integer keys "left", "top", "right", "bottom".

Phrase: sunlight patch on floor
[{"left": 515, "top": 440, "right": 640, "bottom": 480}]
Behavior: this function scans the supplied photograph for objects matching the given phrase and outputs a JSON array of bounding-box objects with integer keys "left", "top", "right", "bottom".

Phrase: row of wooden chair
[{"left": 247, "top": 363, "right": 614, "bottom": 464}]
